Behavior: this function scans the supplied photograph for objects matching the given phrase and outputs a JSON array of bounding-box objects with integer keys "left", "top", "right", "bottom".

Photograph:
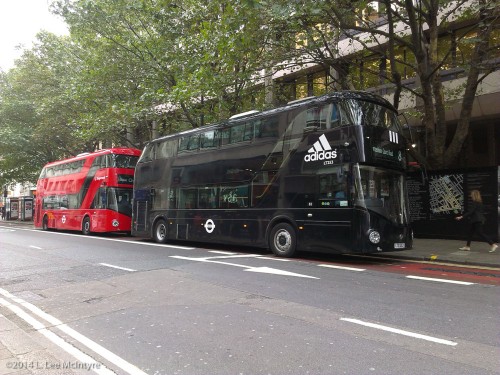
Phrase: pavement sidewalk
[
  {"left": 372, "top": 237, "right": 499, "bottom": 268},
  {"left": 1, "top": 219, "right": 499, "bottom": 269}
]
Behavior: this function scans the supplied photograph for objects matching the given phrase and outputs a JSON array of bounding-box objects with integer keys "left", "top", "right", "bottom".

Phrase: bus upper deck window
[
  {"left": 91, "top": 156, "right": 106, "bottom": 169},
  {"left": 188, "top": 135, "right": 200, "bottom": 150},
  {"left": 220, "top": 128, "right": 230, "bottom": 146},
  {"left": 139, "top": 143, "right": 156, "bottom": 161},
  {"left": 255, "top": 116, "right": 278, "bottom": 139},
  {"left": 179, "top": 137, "right": 189, "bottom": 152},
  {"left": 305, "top": 107, "right": 320, "bottom": 128},
  {"left": 243, "top": 122, "right": 254, "bottom": 141},
  {"left": 200, "top": 131, "right": 217, "bottom": 149},
  {"left": 330, "top": 104, "right": 340, "bottom": 128},
  {"left": 230, "top": 125, "right": 244, "bottom": 144}
]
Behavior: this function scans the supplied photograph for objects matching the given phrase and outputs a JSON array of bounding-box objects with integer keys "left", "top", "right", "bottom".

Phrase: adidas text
[{"left": 304, "top": 150, "right": 337, "bottom": 162}]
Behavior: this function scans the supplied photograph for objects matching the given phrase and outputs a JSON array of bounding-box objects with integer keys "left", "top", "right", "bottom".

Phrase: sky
[{"left": 0, "top": 0, "right": 68, "bottom": 71}]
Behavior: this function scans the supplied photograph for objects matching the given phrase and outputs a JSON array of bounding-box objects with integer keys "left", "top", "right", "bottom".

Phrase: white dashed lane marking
[
  {"left": 340, "top": 318, "right": 458, "bottom": 346},
  {"left": 99, "top": 263, "right": 137, "bottom": 272}
]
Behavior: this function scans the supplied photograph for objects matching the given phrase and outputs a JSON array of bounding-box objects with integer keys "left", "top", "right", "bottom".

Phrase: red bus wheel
[
  {"left": 42, "top": 216, "right": 49, "bottom": 231},
  {"left": 82, "top": 217, "right": 91, "bottom": 235}
]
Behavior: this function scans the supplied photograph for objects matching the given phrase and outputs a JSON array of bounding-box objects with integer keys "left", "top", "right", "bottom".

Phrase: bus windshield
[
  {"left": 111, "top": 154, "right": 139, "bottom": 169},
  {"left": 338, "top": 99, "right": 402, "bottom": 131},
  {"left": 107, "top": 188, "right": 133, "bottom": 216},
  {"left": 93, "top": 187, "right": 133, "bottom": 217},
  {"left": 353, "top": 165, "right": 409, "bottom": 225}
]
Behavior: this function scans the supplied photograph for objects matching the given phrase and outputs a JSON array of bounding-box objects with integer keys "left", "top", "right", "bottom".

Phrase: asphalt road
[{"left": 1, "top": 225, "right": 499, "bottom": 375}]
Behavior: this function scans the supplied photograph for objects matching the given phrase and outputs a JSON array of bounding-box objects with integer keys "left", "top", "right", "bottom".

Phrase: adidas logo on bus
[{"left": 304, "top": 134, "right": 338, "bottom": 162}]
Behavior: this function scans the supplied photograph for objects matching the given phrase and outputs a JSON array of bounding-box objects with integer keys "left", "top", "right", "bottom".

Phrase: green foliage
[
  {"left": 0, "top": 0, "right": 497, "bottom": 188},
  {"left": 0, "top": 34, "right": 87, "bottom": 185}
]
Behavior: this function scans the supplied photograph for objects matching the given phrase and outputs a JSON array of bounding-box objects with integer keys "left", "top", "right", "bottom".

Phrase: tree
[
  {"left": 257, "top": 0, "right": 500, "bottom": 169},
  {"left": 1, "top": 0, "right": 276, "bottom": 187},
  {"left": 54, "top": 0, "right": 273, "bottom": 136},
  {"left": 0, "top": 32, "right": 92, "bottom": 185}
]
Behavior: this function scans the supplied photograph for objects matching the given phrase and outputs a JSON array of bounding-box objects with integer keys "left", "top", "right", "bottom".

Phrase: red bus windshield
[{"left": 34, "top": 148, "right": 141, "bottom": 234}]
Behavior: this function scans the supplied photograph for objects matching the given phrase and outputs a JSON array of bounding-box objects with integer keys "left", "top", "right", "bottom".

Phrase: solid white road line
[
  {"left": 2, "top": 226, "right": 195, "bottom": 250},
  {"left": 406, "top": 275, "right": 475, "bottom": 285},
  {"left": 258, "top": 256, "right": 291, "bottom": 262},
  {"left": 0, "top": 297, "right": 115, "bottom": 375},
  {"left": 99, "top": 263, "right": 137, "bottom": 272},
  {"left": 207, "top": 252, "right": 291, "bottom": 262},
  {"left": 340, "top": 317, "right": 458, "bottom": 346},
  {"left": 0, "top": 288, "right": 148, "bottom": 375},
  {"left": 202, "top": 254, "right": 262, "bottom": 260},
  {"left": 318, "top": 264, "right": 366, "bottom": 272}
]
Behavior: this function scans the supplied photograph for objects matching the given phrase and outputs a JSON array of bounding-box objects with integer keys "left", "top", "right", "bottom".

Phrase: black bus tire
[
  {"left": 42, "top": 216, "right": 49, "bottom": 231},
  {"left": 153, "top": 219, "right": 168, "bottom": 243},
  {"left": 82, "top": 217, "right": 91, "bottom": 235},
  {"left": 269, "top": 223, "right": 297, "bottom": 257}
]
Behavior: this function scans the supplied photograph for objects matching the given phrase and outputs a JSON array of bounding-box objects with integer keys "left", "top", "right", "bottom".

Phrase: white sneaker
[
  {"left": 490, "top": 244, "right": 498, "bottom": 253},
  {"left": 459, "top": 246, "right": 471, "bottom": 251}
]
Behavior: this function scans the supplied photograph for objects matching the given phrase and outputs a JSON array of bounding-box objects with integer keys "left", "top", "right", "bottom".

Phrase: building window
[{"left": 312, "top": 71, "right": 327, "bottom": 96}]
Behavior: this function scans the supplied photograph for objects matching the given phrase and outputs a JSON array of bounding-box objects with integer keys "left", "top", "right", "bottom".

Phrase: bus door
[
  {"left": 219, "top": 185, "right": 252, "bottom": 243},
  {"left": 90, "top": 188, "right": 108, "bottom": 230},
  {"left": 175, "top": 187, "right": 197, "bottom": 240},
  {"left": 303, "top": 170, "right": 352, "bottom": 252}
]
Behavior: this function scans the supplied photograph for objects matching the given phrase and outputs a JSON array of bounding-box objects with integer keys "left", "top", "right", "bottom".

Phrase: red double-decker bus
[{"left": 34, "top": 148, "right": 141, "bottom": 234}]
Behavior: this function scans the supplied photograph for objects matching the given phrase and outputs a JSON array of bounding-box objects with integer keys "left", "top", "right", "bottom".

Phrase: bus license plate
[{"left": 394, "top": 243, "right": 405, "bottom": 249}]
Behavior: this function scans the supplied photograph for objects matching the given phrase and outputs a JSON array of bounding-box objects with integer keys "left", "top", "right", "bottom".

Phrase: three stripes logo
[
  {"left": 389, "top": 130, "right": 399, "bottom": 144},
  {"left": 304, "top": 134, "right": 338, "bottom": 163}
]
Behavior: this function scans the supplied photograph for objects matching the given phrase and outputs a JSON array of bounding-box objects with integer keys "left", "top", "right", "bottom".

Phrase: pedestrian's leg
[
  {"left": 460, "top": 223, "right": 476, "bottom": 250},
  {"left": 475, "top": 224, "right": 493, "bottom": 245},
  {"left": 475, "top": 224, "right": 498, "bottom": 252}
]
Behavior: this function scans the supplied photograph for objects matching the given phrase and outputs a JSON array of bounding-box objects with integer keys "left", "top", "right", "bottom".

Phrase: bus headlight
[
  {"left": 112, "top": 219, "right": 119, "bottom": 227},
  {"left": 368, "top": 230, "right": 381, "bottom": 244}
]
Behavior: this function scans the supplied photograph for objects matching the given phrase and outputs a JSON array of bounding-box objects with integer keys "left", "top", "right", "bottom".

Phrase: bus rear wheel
[
  {"left": 153, "top": 219, "right": 168, "bottom": 243},
  {"left": 269, "top": 223, "right": 297, "bottom": 257},
  {"left": 42, "top": 216, "right": 49, "bottom": 231},
  {"left": 82, "top": 217, "right": 91, "bottom": 235}
]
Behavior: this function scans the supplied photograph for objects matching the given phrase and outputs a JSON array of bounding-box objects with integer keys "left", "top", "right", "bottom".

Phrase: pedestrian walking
[{"left": 455, "top": 189, "right": 498, "bottom": 253}]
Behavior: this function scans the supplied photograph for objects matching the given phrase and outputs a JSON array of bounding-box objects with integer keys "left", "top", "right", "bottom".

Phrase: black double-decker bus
[{"left": 132, "top": 91, "right": 412, "bottom": 257}]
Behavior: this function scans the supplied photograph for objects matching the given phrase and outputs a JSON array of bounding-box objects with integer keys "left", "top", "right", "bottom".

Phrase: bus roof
[
  {"left": 149, "top": 90, "right": 395, "bottom": 144},
  {"left": 41, "top": 147, "right": 141, "bottom": 168}
]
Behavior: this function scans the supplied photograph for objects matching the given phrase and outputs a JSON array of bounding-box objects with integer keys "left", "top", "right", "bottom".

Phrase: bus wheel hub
[{"left": 276, "top": 230, "right": 291, "bottom": 251}]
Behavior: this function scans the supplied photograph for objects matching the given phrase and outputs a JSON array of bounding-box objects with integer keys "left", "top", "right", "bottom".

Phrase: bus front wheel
[
  {"left": 153, "top": 219, "right": 168, "bottom": 243},
  {"left": 82, "top": 217, "right": 91, "bottom": 235},
  {"left": 269, "top": 223, "right": 297, "bottom": 257}
]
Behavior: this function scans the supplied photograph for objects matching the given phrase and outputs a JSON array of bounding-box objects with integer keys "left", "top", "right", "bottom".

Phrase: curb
[{"left": 368, "top": 252, "right": 500, "bottom": 269}]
